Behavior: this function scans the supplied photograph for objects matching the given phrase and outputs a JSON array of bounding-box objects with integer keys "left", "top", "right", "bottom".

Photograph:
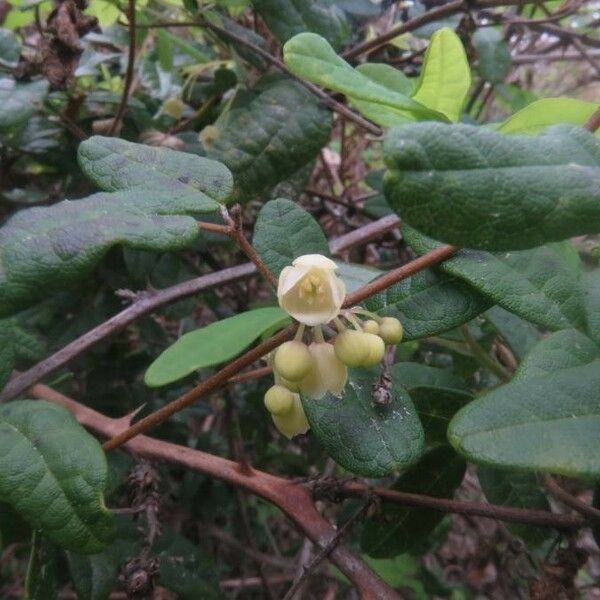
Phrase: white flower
[
  {"left": 277, "top": 254, "right": 346, "bottom": 326},
  {"left": 299, "top": 342, "right": 347, "bottom": 399}
]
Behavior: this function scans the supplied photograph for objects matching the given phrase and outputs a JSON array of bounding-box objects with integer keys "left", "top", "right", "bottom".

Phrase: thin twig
[
  {"left": 543, "top": 475, "right": 600, "bottom": 522},
  {"left": 584, "top": 106, "right": 600, "bottom": 133},
  {"left": 108, "top": 0, "right": 136, "bottom": 135}
]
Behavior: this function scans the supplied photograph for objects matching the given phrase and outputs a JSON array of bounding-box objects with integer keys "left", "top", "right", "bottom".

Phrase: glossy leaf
[
  {"left": 0, "top": 401, "right": 115, "bottom": 553},
  {"left": 500, "top": 98, "right": 600, "bottom": 135},
  {"left": 283, "top": 33, "right": 441, "bottom": 126},
  {"left": 78, "top": 136, "right": 233, "bottom": 211},
  {"left": 412, "top": 28, "right": 471, "bottom": 122},
  {"left": 405, "top": 227, "right": 586, "bottom": 333},
  {"left": 364, "top": 268, "right": 491, "bottom": 340},
  {"left": 449, "top": 330, "right": 600, "bottom": 477},
  {"left": 145, "top": 307, "right": 290, "bottom": 387},
  {"left": 253, "top": 198, "right": 329, "bottom": 276},
  {"left": 208, "top": 79, "right": 332, "bottom": 200},
  {"left": 301, "top": 367, "right": 424, "bottom": 477},
  {"left": 473, "top": 28, "right": 511, "bottom": 84},
  {"left": 361, "top": 446, "right": 466, "bottom": 557},
  {"left": 0, "top": 79, "right": 48, "bottom": 131},
  {"left": 252, "top": 0, "right": 350, "bottom": 49},
  {"left": 384, "top": 123, "right": 600, "bottom": 250}
]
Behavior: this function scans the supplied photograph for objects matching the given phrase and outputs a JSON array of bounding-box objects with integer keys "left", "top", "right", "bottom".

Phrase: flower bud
[
  {"left": 264, "top": 385, "right": 295, "bottom": 416},
  {"left": 334, "top": 330, "right": 370, "bottom": 367},
  {"left": 273, "top": 341, "right": 313, "bottom": 381},
  {"left": 379, "top": 317, "right": 404, "bottom": 345},
  {"left": 162, "top": 96, "right": 185, "bottom": 120},
  {"left": 300, "top": 342, "right": 347, "bottom": 399},
  {"left": 361, "top": 333, "right": 386, "bottom": 367},
  {"left": 277, "top": 375, "right": 301, "bottom": 392},
  {"left": 362, "top": 319, "right": 380, "bottom": 335},
  {"left": 272, "top": 394, "right": 310, "bottom": 438}
]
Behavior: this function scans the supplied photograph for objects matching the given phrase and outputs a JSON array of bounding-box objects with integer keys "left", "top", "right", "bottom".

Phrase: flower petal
[{"left": 293, "top": 254, "right": 338, "bottom": 270}]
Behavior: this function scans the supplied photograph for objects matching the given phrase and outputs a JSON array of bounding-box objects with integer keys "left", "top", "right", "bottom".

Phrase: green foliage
[
  {"left": 0, "top": 79, "right": 48, "bottom": 132},
  {"left": 0, "top": 29, "right": 21, "bottom": 68},
  {"left": 0, "top": 401, "right": 115, "bottom": 553},
  {"left": 473, "top": 28, "right": 511, "bottom": 84},
  {"left": 361, "top": 446, "right": 466, "bottom": 557},
  {"left": 208, "top": 79, "right": 332, "bottom": 200},
  {"left": 384, "top": 123, "right": 600, "bottom": 250},
  {"left": 301, "top": 367, "right": 424, "bottom": 477},
  {"left": 145, "top": 307, "right": 290, "bottom": 387},
  {"left": 25, "top": 532, "right": 59, "bottom": 600}
]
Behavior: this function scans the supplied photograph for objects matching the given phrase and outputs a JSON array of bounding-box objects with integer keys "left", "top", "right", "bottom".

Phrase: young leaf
[
  {"left": 145, "top": 307, "right": 290, "bottom": 387},
  {"left": 473, "top": 28, "right": 511, "bottom": 84},
  {"left": 0, "top": 79, "right": 48, "bottom": 131},
  {"left": 78, "top": 136, "right": 233, "bottom": 210},
  {"left": 301, "top": 367, "right": 425, "bottom": 477},
  {"left": 283, "top": 32, "right": 442, "bottom": 126},
  {"left": 253, "top": 198, "right": 329, "bottom": 276},
  {"left": 252, "top": 0, "right": 350, "bottom": 49},
  {"left": 208, "top": 79, "right": 332, "bottom": 201},
  {"left": 0, "top": 401, "right": 115, "bottom": 553},
  {"left": 499, "top": 98, "right": 600, "bottom": 135},
  {"left": 448, "top": 330, "right": 600, "bottom": 478},
  {"left": 0, "top": 190, "right": 205, "bottom": 318},
  {"left": 361, "top": 446, "right": 466, "bottom": 557},
  {"left": 364, "top": 268, "right": 492, "bottom": 340},
  {"left": 384, "top": 123, "right": 600, "bottom": 250},
  {"left": 405, "top": 227, "right": 586, "bottom": 333},
  {"left": 412, "top": 28, "right": 471, "bottom": 122}
]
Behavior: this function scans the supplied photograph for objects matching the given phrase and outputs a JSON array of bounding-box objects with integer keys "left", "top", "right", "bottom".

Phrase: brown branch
[
  {"left": 543, "top": 475, "right": 600, "bottom": 522},
  {"left": 585, "top": 106, "right": 600, "bottom": 133},
  {"left": 108, "top": 0, "right": 136, "bottom": 135},
  {"left": 229, "top": 365, "right": 272, "bottom": 384},
  {"left": 0, "top": 215, "right": 402, "bottom": 403},
  {"left": 342, "top": 0, "right": 537, "bottom": 60}
]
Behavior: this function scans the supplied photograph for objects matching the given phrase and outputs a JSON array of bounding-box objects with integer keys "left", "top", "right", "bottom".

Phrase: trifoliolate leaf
[
  {"left": 283, "top": 32, "right": 442, "bottom": 127},
  {"left": 0, "top": 78, "right": 48, "bottom": 132},
  {"left": 0, "top": 190, "right": 205, "bottom": 318},
  {"left": 208, "top": 79, "right": 332, "bottom": 201},
  {"left": 301, "top": 367, "right": 424, "bottom": 477},
  {"left": 0, "top": 401, "right": 115, "bottom": 553},
  {"left": 472, "top": 28, "right": 511, "bottom": 84},
  {"left": 404, "top": 227, "right": 587, "bottom": 334},
  {"left": 252, "top": 0, "right": 350, "bottom": 50},
  {"left": 412, "top": 28, "right": 471, "bottom": 122},
  {"left": 499, "top": 98, "right": 600, "bottom": 135},
  {"left": 391, "top": 363, "right": 472, "bottom": 443},
  {"left": 449, "top": 330, "right": 600, "bottom": 478},
  {"left": 145, "top": 307, "right": 290, "bottom": 387},
  {"left": 361, "top": 446, "right": 466, "bottom": 557},
  {"left": 384, "top": 123, "right": 600, "bottom": 250},
  {"left": 253, "top": 198, "right": 329, "bottom": 276},
  {"left": 78, "top": 136, "right": 233, "bottom": 210},
  {"left": 364, "top": 268, "right": 491, "bottom": 341}
]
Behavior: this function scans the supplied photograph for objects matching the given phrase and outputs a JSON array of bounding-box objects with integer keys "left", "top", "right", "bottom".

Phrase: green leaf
[
  {"left": 361, "top": 446, "right": 466, "bottom": 557},
  {"left": 364, "top": 268, "right": 491, "bottom": 340},
  {"left": 499, "top": 98, "right": 600, "bottom": 135},
  {"left": 583, "top": 268, "right": 600, "bottom": 345},
  {"left": 0, "top": 315, "right": 44, "bottom": 390},
  {"left": 0, "top": 29, "right": 21, "bottom": 68},
  {"left": 253, "top": 198, "right": 329, "bottom": 276},
  {"left": 283, "top": 33, "right": 442, "bottom": 127},
  {"left": 25, "top": 532, "right": 59, "bottom": 600},
  {"left": 391, "top": 363, "right": 472, "bottom": 443},
  {"left": 384, "top": 123, "right": 600, "bottom": 250},
  {"left": 412, "top": 28, "right": 471, "bottom": 122},
  {"left": 448, "top": 330, "right": 600, "bottom": 477},
  {"left": 484, "top": 306, "right": 540, "bottom": 360},
  {"left": 405, "top": 227, "right": 586, "bottom": 333},
  {"left": 252, "top": 0, "right": 350, "bottom": 49},
  {"left": 301, "top": 367, "right": 424, "bottom": 477},
  {"left": 473, "top": 28, "right": 511, "bottom": 84},
  {"left": 78, "top": 136, "right": 233, "bottom": 210},
  {"left": 335, "top": 262, "right": 382, "bottom": 294},
  {"left": 208, "top": 79, "right": 332, "bottom": 201},
  {"left": 477, "top": 467, "right": 553, "bottom": 544},
  {"left": 0, "top": 190, "right": 207, "bottom": 318},
  {"left": 145, "top": 307, "right": 290, "bottom": 387},
  {"left": 0, "top": 401, "right": 115, "bottom": 553},
  {"left": 356, "top": 63, "right": 415, "bottom": 96},
  {"left": 0, "top": 78, "right": 48, "bottom": 132}
]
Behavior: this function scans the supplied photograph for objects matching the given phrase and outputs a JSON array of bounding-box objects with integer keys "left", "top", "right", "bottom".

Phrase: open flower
[{"left": 277, "top": 254, "right": 346, "bottom": 326}]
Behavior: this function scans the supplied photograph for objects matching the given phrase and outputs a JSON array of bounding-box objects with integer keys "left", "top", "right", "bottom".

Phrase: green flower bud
[
  {"left": 272, "top": 394, "right": 310, "bottom": 439},
  {"left": 264, "top": 385, "right": 295, "bottom": 416},
  {"left": 361, "top": 333, "right": 386, "bottom": 367},
  {"left": 274, "top": 341, "right": 313, "bottom": 381},
  {"left": 362, "top": 319, "right": 380, "bottom": 335},
  {"left": 334, "top": 330, "right": 370, "bottom": 367},
  {"left": 379, "top": 317, "right": 404, "bottom": 345}
]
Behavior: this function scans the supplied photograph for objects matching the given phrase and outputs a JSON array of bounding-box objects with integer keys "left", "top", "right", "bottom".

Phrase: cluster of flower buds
[{"left": 262, "top": 255, "right": 403, "bottom": 439}]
